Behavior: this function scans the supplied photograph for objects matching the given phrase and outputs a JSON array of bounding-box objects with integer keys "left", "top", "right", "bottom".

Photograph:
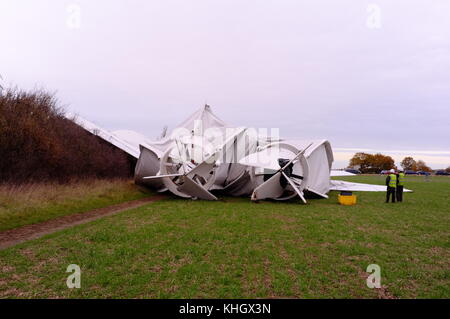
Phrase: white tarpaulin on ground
[
  {"left": 330, "top": 170, "right": 356, "bottom": 177},
  {"left": 330, "top": 180, "right": 413, "bottom": 192}
]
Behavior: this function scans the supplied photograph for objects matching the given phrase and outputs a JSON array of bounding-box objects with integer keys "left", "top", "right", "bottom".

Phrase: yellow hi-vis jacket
[
  {"left": 389, "top": 174, "right": 397, "bottom": 188},
  {"left": 398, "top": 172, "right": 405, "bottom": 186}
]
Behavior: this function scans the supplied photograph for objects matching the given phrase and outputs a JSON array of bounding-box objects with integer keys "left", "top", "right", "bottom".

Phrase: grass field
[
  {"left": 0, "top": 175, "right": 448, "bottom": 298},
  {"left": 0, "top": 179, "right": 152, "bottom": 231}
]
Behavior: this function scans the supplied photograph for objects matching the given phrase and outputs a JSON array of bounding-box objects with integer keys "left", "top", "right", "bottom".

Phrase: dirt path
[{"left": 0, "top": 195, "right": 166, "bottom": 250}]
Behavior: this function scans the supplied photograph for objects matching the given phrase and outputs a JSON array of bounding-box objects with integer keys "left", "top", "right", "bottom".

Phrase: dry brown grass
[
  {"left": 0, "top": 179, "right": 151, "bottom": 231},
  {"left": 1, "top": 179, "right": 130, "bottom": 207}
]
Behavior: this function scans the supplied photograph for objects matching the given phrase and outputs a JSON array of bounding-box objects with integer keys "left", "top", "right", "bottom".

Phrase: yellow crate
[{"left": 338, "top": 194, "right": 357, "bottom": 206}]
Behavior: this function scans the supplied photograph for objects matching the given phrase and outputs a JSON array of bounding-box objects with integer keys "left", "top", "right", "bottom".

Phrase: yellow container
[{"left": 338, "top": 194, "right": 357, "bottom": 206}]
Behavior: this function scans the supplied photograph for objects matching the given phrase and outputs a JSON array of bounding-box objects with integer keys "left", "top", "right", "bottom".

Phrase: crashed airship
[{"left": 73, "top": 105, "right": 410, "bottom": 202}]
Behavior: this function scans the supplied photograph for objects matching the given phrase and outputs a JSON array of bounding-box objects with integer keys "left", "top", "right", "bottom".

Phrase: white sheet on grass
[
  {"left": 330, "top": 170, "right": 356, "bottom": 177},
  {"left": 330, "top": 180, "right": 412, "bottom": 192}
]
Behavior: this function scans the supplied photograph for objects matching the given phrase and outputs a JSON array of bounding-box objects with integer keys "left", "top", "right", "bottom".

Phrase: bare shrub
[{"left": 0, "top": 88, "right": 133, "bottom": 182}]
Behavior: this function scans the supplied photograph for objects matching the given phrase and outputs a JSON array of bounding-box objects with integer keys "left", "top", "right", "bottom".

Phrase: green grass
[
  {"left": 0, "top": 179, "right": 153, "bottom": 231},
  {"left": 0, "top": 176, "right": 449, "bottom": 298}
]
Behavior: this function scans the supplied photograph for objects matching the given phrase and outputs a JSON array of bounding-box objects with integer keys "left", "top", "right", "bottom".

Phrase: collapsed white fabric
[
  {"left": 330, "top": 180, "right": 413, "bottom": 192},
  {"left": 71, "top": 105, "right": 413, "bottom": 200},
  {"left": 138, "top": 105, "right": 231, "bottom": 159},
  {"left": 289, "top": 139, "right": 333, "bottom": 196},
  {"left": 70, "top": 105, "right": 230, "bottom": 159},
  {"left": 70, "top": 115, "right": 146, "bottom": 158}
]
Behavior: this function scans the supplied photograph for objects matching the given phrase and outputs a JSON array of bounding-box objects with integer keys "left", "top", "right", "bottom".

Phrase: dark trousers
[
  {"left": 396, "top": 186, "right": 403, "bottom": 202},
  {"left": 386, "top": 187, "right": 396, "bottom": 203}
]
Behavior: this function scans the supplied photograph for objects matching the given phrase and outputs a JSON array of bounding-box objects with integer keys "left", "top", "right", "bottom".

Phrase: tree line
[
  {"left": 0, "top": 88, "right": 133, "bottom": 183},
  {"left": 348, "top": 152, "right": 439, "bottom": 174}
]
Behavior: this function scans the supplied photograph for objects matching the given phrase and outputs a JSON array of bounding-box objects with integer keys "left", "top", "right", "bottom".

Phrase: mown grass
[
  {"left": 0, "top": 176, "right": 448, "bottom": 298},
  {"left": 0, "top": 179, "right": 153, "bottom": 231}
]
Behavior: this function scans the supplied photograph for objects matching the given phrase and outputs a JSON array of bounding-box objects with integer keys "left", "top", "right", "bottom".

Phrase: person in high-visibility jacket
[
  {"left": 385, "top": 168, "right": 397, "bottom": 203},
  {"left": 396, "top": 169, "right": 405, "bottom": 202}
]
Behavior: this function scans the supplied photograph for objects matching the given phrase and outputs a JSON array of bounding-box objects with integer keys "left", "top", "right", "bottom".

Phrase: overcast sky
[{"left": 1, "top": 0, "right": 449, "bottom": 168}]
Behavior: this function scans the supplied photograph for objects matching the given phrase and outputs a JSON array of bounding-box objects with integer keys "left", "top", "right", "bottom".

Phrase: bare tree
[
  {"left": 416, "top": 160, "right": 432, "bottom": 172},
  {"left": 401, "top": 156, "right": 417, "bottom": 171},
  {"left": 158, "top": 125, "right": 168, "bottom": 140}
]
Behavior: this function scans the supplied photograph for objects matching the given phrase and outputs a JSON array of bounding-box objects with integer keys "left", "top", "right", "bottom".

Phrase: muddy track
[{"left": 0, "top": 195, "right": 166, "bottom": 250}]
